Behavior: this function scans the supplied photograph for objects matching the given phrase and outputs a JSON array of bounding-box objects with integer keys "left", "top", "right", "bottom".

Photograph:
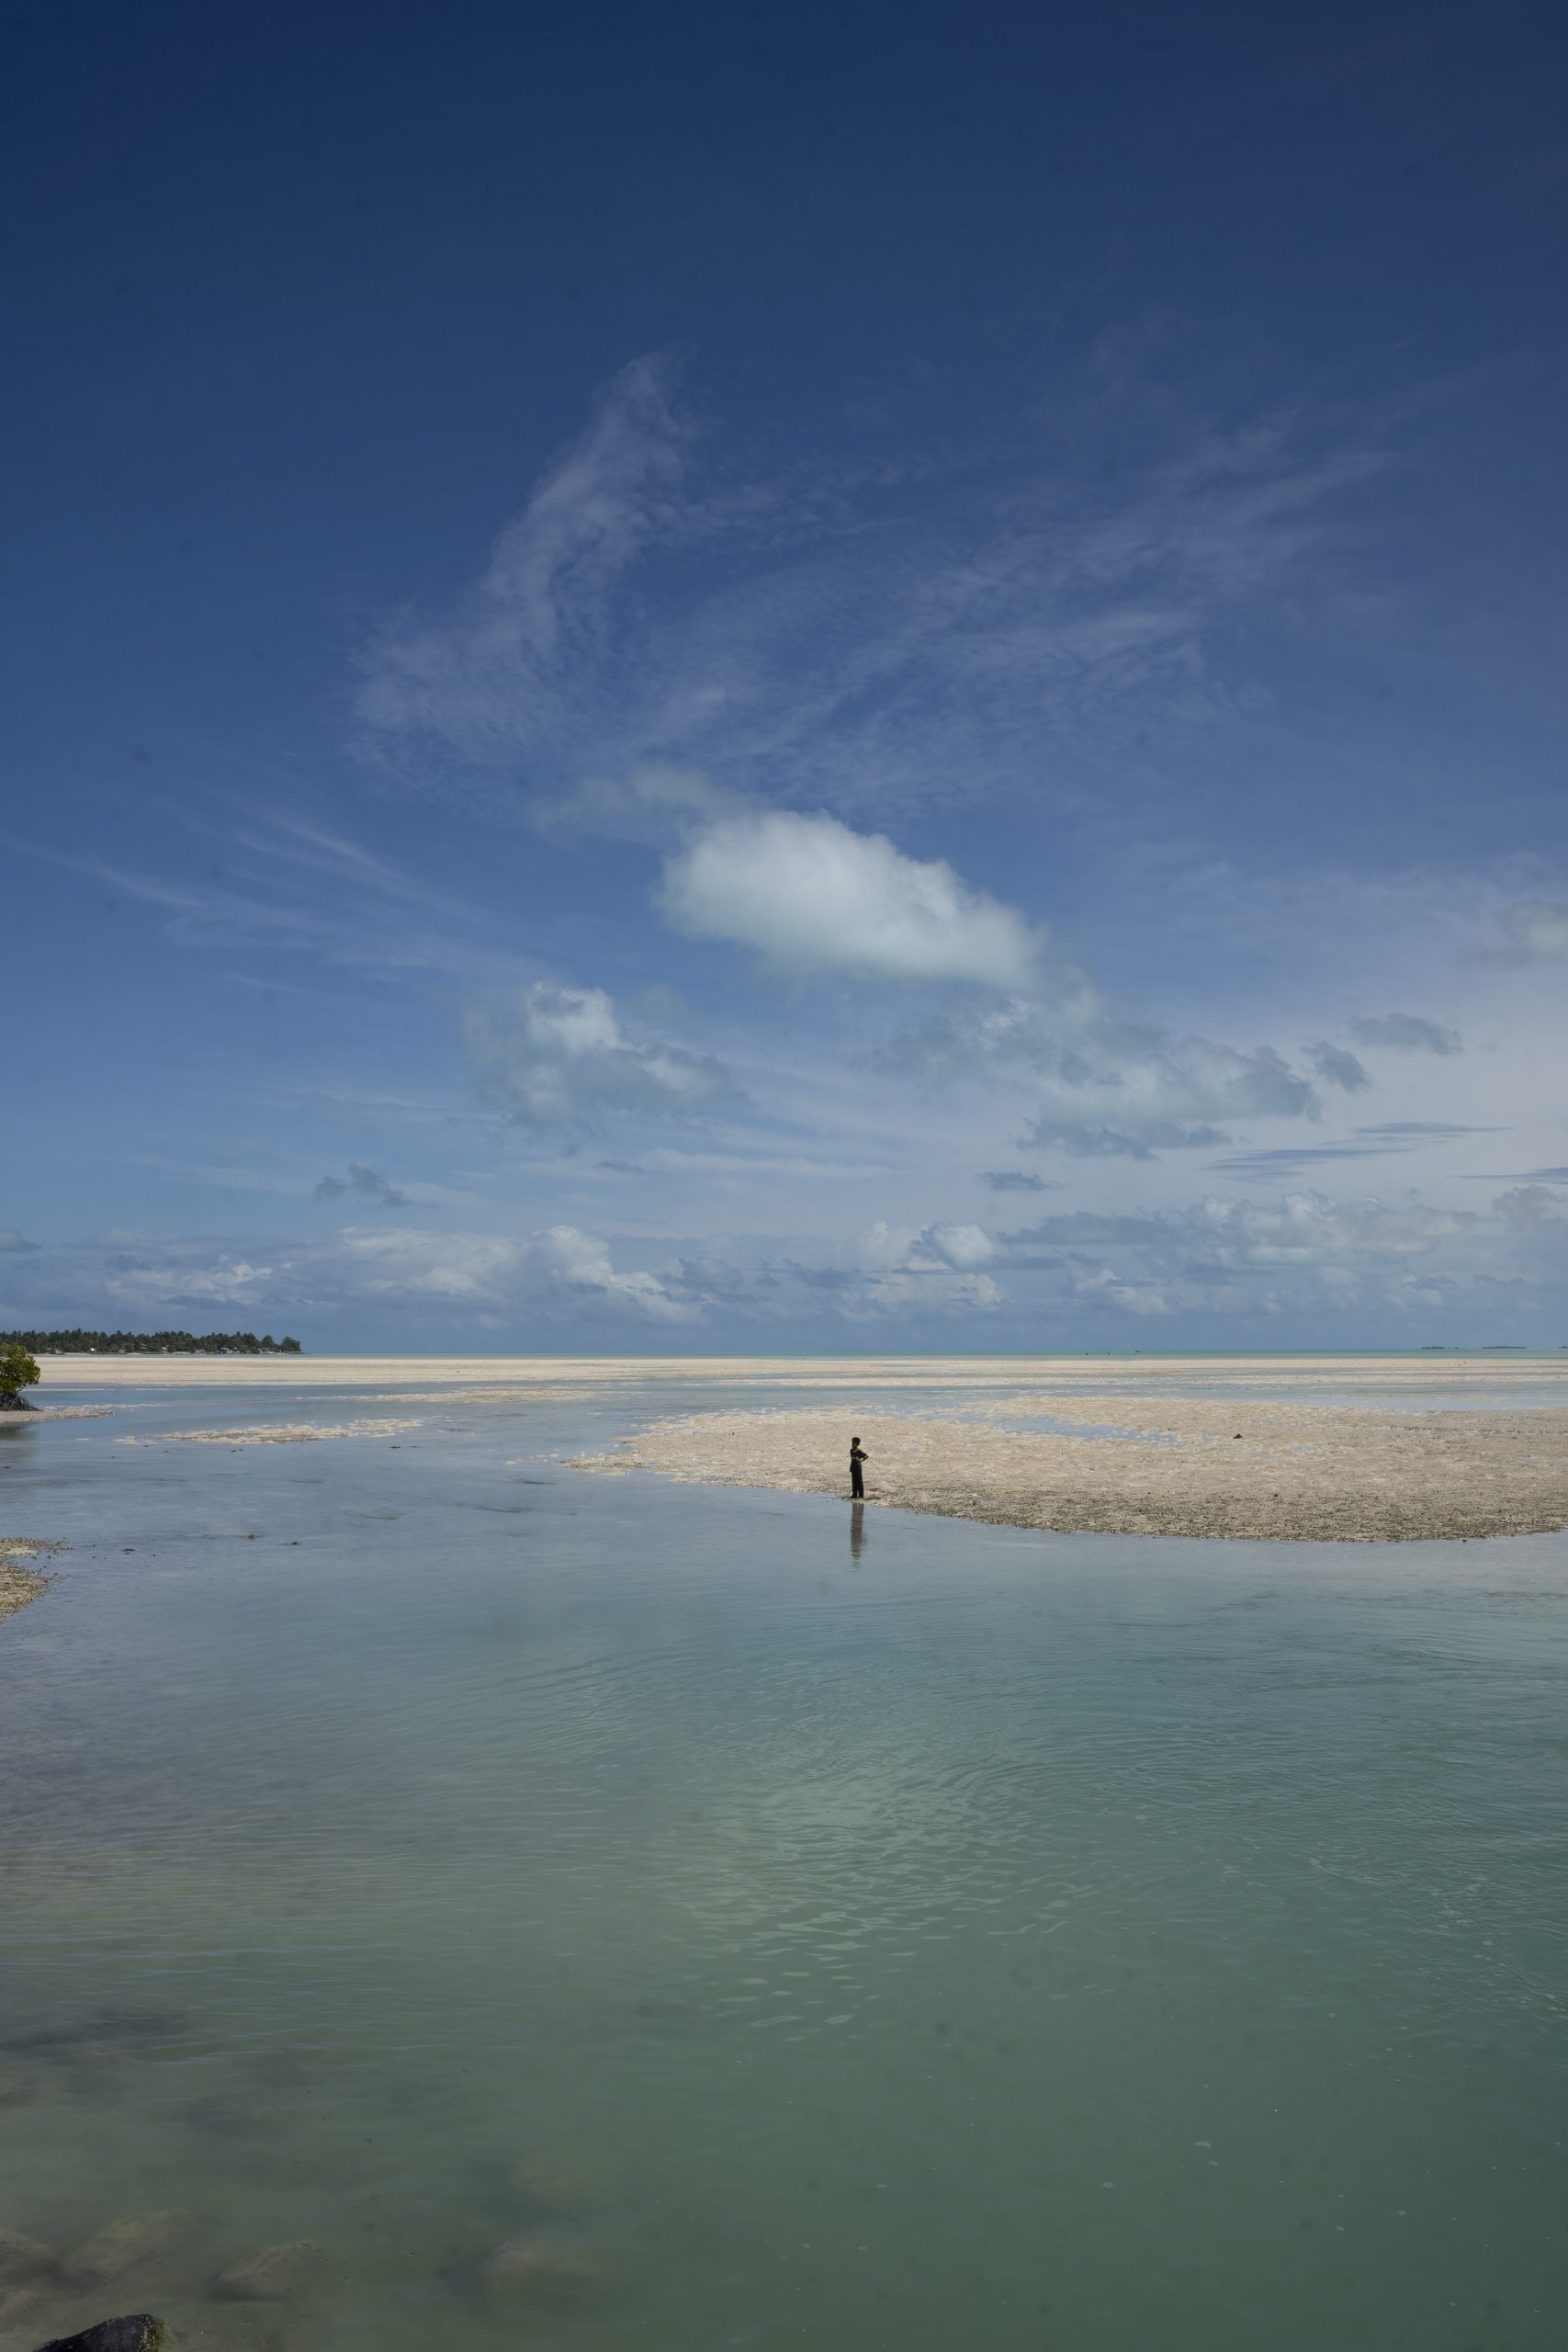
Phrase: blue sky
[{"left": 4, "top": 0, "right": 1567, "bottom": 1349}]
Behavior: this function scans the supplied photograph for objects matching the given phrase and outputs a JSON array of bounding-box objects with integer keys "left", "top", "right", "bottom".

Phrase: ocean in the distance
[{"left": 2, "top": 1368, "right": 1565, "bottom": 2351}]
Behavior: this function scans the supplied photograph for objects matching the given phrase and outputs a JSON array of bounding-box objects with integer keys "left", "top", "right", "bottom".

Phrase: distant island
[{"left": 2, "top": 1328, "right": 303, "bottom": 1354}]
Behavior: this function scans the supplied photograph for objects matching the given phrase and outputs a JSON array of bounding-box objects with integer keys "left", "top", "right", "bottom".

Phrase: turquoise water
[{"left": 2, "top": 1376, "right": 1566, "bottom": 2351}]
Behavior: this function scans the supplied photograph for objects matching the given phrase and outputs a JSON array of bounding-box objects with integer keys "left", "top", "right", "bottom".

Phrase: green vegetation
[
  {"left": 0, "top": 1341, "right": 40, "bottom": 1398},
  {"left": 0, "top": 1329, "right": 303, "bottom": 1355}
]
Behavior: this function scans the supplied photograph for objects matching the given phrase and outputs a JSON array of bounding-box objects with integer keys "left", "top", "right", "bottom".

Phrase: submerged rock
[
  {"left": 32, "top": 2321, "right": 164, "bottom": 2352},
  {"left": 0, "top": 2075, "right": 39, "bottom": 2109},
  {"left": 479, "top": 2233, "right": 593, "bottom": 2300},
  {"left": 60, "top": 2217, "right": 186, "bottom": 2290},
  {"left": 506, "top": 2149, "right": 606, "bottom": 2211},
  {"left": 0, "top": 2230, "right": 51, "bottom": 2283},
  {"left": 157, "top": 2302, "right": 287, "bottom": 2351},
  {"left": 0, "top": 2283, "right": 40, "bottom": 2329},
  {"left": 212, "top": 2244, "right": 321, "bottom": 2303}
]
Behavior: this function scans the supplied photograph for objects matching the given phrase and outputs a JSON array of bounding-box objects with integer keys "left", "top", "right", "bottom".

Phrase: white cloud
[
  {"left": 659, "top": 808, "right": 1042, "bottom": 989},
  {"left": 338, "top": 1224, "right": 701, "bottom": 1320},
  {"left": 788, "top": 1218, "right": 1003, "bottom": 1314},
  {"left": 656, "top": 804, "right": 1324, "bottom": 1159},
  {"left": 107, "top": 1256, "right": 276, "bottom": 1307},
  {"left": 0, "top": 1229, "right": 39, "bottom": 1253},
  {"left": 866, "top": 1219, "right": 997, "bottom": 1273},
  {"left": 884, "top": 993, "right": 1317, "bottom": 1155},
  {"left": 1348, "top": 1013, "right": 1463, "bottom": 1055},
  {"left": 1496, "top": 898, "right": 1568, "bottom": 962},
  {"left": 1492, "top": 1185, "right": 1568, "bottom": 1232},
  {"left": 1064, "top": 1265, "right": 1178, "bottom": 1317},
  {"left": 461, "top": 981, "right": 735, "bottom": 1128}
]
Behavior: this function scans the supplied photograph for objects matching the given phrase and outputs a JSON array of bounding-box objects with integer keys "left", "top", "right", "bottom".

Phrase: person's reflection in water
[{"left": 850, "top": 1498, "right": 866, "bottom": 1564}]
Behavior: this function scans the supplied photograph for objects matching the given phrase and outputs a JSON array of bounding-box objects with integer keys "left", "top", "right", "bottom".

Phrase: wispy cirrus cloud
[
  {"left": 349, "top": 356, "right": 1393, "bottom": 824},
  {"left": 1000, "top": 1191, "right": 1476, "bottom": 1268},
  {"left": 1209, "top": 1120, "right": 1502, "bottom": 1179},
  {"left": 355, "top": 355, "right": 692, "bottom": 789}
]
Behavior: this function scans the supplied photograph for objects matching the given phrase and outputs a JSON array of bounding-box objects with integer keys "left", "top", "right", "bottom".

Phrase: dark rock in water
[
  {"left": 32, "top": 2320, "right": 165, "bottom": 2352},
  {"left": 212, "top": 2243, "right": 322, "bottom": 2302},
  {"left": 60, "top": 2216, "right": 186, "bottom": 2288},
  {"left": 0, "top": 1395, "right": 37, "bottom": 1413},
  {"left": 0, "top": 2227, "right": 53, "bottom": 2281}
]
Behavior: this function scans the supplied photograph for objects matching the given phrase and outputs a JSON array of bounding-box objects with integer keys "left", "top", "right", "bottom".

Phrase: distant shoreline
[{"left": 33, "top": 1348, "right": 1568, "bottom": 1391}]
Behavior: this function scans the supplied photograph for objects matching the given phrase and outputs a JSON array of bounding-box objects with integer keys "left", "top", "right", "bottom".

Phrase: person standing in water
[{"left": 850, "top": 1434, "right": 868, "bottom": 1499}]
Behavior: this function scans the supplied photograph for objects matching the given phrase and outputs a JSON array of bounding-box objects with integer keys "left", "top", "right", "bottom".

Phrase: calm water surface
[{"left": 1, "top": 1375, "right": 1565, "bottom": 2350}]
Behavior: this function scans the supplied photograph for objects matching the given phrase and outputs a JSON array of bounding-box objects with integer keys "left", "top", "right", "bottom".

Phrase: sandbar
[{"left": 569, "top": 1392, "right": 1568, "bottom": 1542}]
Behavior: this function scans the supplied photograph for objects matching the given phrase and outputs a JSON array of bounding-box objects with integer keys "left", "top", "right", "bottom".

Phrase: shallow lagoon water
[{"left": 2, "top": 1375, "right": 1566, "bottom": 2350}]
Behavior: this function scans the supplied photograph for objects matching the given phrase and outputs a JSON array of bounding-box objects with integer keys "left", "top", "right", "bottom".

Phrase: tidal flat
[
  {"left": 3, "top": 1358, "right": 1566, "bottom": 2351},
  {"left": 0, "top": 1539, "right": 52, "bottom": 1624},
  {"left": 572, "top": 1389, "right": 1568, "bottom": 1540}
]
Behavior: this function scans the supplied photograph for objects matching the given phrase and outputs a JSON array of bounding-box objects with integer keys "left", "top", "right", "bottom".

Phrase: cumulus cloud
[
  {"left": 776, "top": 1219, "right": 1003, "bottom": 1316},
  {"left": 867, "top": 1219, "right": 997, "bottom": 1273},
  {"left": 1492, "top": 1186, "right": 1568, "bottom": 1232},
  {"left": 1062, "top": 1264, "right": 1178, "bottom": 1317},
  {"left": 979, "top": 1185, "right": 1504, "bottom": 1322},
  {"left": 1348, "top": 1013, "right": 1462, "bottom": 1055},
  {"left": 884, "top": 992, "right": 1316, "bottom": 1156},
  {"left": 1496, "top": 898, "right": 1568, "bottom": 962},
  {"left": 314, "top": 1162, "right": 407, "bottom": 1207},
  {"left": 106, "top": 1254, "right": 276, "bottom": 1307},
  {"left": 461, "top": 981, "right": 735, "bottom": 1128},
  {"left": 1306, "top": 1042, "right": 1371, "bottom": 1091},
  {"left": 94, "top": 1224, "right": 722, "bottom": 1325},
  {"left": 659, "top": 809, "right": 1041, "bottom": 989},
  {"left": 0, "top": 1228, "right": 39, "bottom": 1252},
  {"left": 310, "top": 1224, "right": 727, "bottom": 1321}
]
